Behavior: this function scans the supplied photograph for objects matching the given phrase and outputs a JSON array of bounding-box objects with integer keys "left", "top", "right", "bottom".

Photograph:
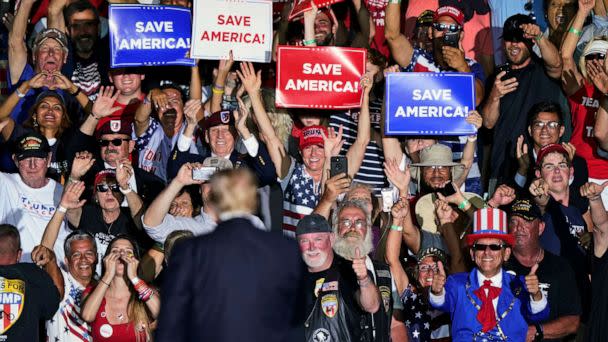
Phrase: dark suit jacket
[
  {"left": 166, "top": 141, "right": 277, "bottom": 187},
  {"left": 156, "top": 217, "right": 306, "bottom": 342}
]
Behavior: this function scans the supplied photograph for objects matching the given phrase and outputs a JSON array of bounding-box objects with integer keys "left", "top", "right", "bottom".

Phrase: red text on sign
[{"left": 217, "top": 15, "right": 251, "bottom": 26}]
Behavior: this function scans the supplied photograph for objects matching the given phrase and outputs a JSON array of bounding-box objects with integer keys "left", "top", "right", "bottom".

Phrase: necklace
[
  {"left": 117, "top": 313, "right": 125, "bottom": 321},
  {"left": 104, "top": 220, "right": 115, "bottom": 235}
]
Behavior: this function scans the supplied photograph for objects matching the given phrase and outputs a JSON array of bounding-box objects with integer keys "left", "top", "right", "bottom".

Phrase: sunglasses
[
  {"left": 433, "top": 23, "right": 462, "bottom": 33},
  {"left": 96, "top": 184, "right": 120, "bottom": 193},
  {"left": 472, "top": 243, "right": 505, "bottom": 251},
  {"left": 585, "top": 53, "right": 606, "bottom": 61},
  {"left": 99, "top": 138, "right": 129, "bottom": 147},
  {"left": 418, "top": 264, "right": 438, "bottom": 272}
]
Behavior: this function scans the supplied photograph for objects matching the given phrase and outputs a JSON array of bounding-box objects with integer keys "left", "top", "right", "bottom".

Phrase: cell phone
[
  {"left": 330, "top": 156, "right": 348, "bottom": 178},
  {"left": 437, "top": 182, "right": 457, "bottom": 197},
  {"left": 0, "top": 0, "right": 11, "bottom": 18},
  {"left": 192, "top": 166, "right": 218, "bottom": 181},
  {"left": 497, "top": 63, "right": 514, "bottom": 80},
  {"left": 443, "top": 32, "right": 459, "bottom": 48}
]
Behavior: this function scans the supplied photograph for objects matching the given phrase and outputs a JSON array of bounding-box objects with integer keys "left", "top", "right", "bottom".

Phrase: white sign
[{"left": 191, "top": 0, "right": 273, "bottom": 62}]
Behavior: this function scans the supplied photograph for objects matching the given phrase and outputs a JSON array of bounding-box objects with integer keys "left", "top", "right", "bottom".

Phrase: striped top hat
[{"left": 465, "top": 208, "right": 514, "bottom": 246}]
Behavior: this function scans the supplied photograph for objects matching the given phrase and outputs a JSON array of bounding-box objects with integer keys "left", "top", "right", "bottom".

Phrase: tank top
[{"left": 90, "top": 295, "right": 147, "bottom": 342}]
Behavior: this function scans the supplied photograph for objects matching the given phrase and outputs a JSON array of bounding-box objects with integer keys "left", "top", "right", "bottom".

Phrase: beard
[
  {"left": 74, "top": 34, "right": 96, "bottom": 55},
  {"left": 432, "top": 37, "right": 448, "bottom": 69},
  {"left": 333, "top": 230, "right": 373, "bottom": 260},
  {"left": 302, "top": 249, "right": 329, "bottom": 269},
  {"left": 315, "top": 33, "right": 334, "bottom": 47}
]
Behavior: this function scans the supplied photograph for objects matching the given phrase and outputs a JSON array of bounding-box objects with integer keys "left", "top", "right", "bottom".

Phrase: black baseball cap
[
  {"left": 14, "top": 132, "right": 51, "bottom": 161},
  {"left": 296, "top": 214, "right": 332, "bottom": 236},
  {"left": 501, "top": 14, "right": 536, "bottom": 42},
  {"left": 509, "top": 198, "right": 542, "bottom": 221}
]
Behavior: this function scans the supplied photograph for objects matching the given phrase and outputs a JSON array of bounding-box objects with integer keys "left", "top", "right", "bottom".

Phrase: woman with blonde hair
[{"left": 81, "top": 235, "right": 159, "bottom": 341}]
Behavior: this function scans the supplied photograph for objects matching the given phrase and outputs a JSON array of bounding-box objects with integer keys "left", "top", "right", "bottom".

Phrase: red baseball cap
[
  {"left": 536, "top": 143, "right": 570, "bottom": 168},
  {"left": 299, "top": 125, "right": 327, "bottom": 151},
  {"left": 434, "top": 6, "right": 465, "bottom": 26}
]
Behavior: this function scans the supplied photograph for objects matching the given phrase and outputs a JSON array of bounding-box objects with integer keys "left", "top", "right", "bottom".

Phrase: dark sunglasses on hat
[
  {"left": 585, "top": 53, "right": 606, "bottom": 60},
  {"left": 472, "top": 243, "right": 506, "bottom": 252},
  {"left": 433, "top": 23, "right": 461, "bottom": 33},
  {"left": 99, "top": 138, "right": 130, "bottom": 147},
  {"left": 96, "top": 184, "right": 120, "bottom": 193}
]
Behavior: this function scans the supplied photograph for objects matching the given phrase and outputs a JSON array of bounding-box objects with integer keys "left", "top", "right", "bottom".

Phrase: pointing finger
[{"left": 529, "top": 263, "right": 539, "bottom": 276}]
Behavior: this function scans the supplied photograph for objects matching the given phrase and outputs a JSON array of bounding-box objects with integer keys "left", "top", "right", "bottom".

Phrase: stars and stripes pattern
[
  {"left": 71, "top": 62, "right": 101, "bottom": 101},
  {"left": 47, "top": 272, "right": 91, "bottom": 341},
  {"left": 283, "top": 163, "right": 321, "bottom": 237},
  {"left": 473, "top": 208, "right": 508, "bottom": 235}
]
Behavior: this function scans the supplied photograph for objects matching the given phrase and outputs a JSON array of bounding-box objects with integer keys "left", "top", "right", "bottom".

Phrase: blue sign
[
  {"left": 109, "top": 5, "right": 195, "bottom": 67},
  {"left": 385, "top": 73, "right": 476, "bottom": 135}
]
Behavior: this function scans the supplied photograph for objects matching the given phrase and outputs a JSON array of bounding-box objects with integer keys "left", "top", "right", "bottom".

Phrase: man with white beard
[{"left": 296, "top": 212, "right": 381, "bottom": 342}]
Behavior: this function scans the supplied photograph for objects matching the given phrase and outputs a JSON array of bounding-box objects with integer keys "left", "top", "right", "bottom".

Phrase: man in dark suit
[{"left": 155, "top": 168, "right": 305, "bottom": 342}]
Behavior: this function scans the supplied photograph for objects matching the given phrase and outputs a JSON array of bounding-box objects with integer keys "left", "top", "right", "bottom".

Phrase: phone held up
[{"left": 330, "top": 156, "right": 348, "bottom": 179}]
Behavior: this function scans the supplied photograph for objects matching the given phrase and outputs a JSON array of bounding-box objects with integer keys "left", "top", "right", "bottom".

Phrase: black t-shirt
[
  {"left": 505, "top": 251, "right": 582, "bottom": 341},
  {"left": 0, "top": 263, "right": 60, "bottom": 341},
  {"left": 490, "top": 60, "right": 565, "bottom": 181},
  {"left": 304, "top": 255, "right": 361, "bottom": 314},
  {"left": 586, "top": 248, "right": 608, "bottom": 342}
]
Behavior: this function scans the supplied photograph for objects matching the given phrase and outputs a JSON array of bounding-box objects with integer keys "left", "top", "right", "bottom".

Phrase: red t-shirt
[
  {"left": 365, "top": 0, "right": 390, "bottom": 58},
  {"left": 568, "top": 83, "right": 608, "bottom": 179}
]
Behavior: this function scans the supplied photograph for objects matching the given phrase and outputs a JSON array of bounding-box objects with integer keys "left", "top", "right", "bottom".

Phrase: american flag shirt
[
  {"left": 46, "top": 269, "right": 92, "bottom": 341},
  {"left": 281, "top": 161, "right": 322, "bottom": 237}
]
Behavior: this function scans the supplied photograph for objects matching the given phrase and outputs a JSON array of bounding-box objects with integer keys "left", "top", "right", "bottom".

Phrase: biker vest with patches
[{"left": 367, "top": 260, "right": 393, "bottom": 342}]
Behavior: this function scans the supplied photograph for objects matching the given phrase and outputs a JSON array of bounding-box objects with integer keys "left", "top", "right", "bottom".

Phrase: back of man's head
[
  {"left": 0, "top": 225, "right": 21, "bottom": 265},
  {"left": 208, "top": 168, "right": 258, "bottom": 215}
]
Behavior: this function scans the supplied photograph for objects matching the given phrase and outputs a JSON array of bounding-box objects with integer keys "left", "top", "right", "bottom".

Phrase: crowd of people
[{"left": 0, "top": 0, "right": 608, "bottom": 341}]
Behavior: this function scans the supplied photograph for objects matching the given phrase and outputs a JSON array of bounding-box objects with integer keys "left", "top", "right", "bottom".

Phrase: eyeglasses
[
  {"left": 96, "top": 184, "right": 120, "bottom": 193},
  {"left": 541, "top": 162, "right": 569, "bottom": 172},
  {"left": 99, "top": 138, "right": 129, "bottom": 147},
  {"left": 472, "top": 243, "right": 505, "bottom": 251},
  {"left": 585, "top": 53, "right": 606, "bottom": 61},
  {"left": 432, "top": 23, "right": 462, "bottom": 33},
  {"left": 531, "top": 121, "right": 561, "bottom": 131},
  {"left": 339, "top": 219, "right": 367, "bottom": 230},
  {"left": 418, "top": 264, "right": 438, "bottom": 272}
]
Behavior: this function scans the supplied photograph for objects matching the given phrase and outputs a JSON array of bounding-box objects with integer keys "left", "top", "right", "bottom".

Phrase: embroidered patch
[
  {"left": 110, "top": 119, "right": 121, "bottom": 133},
  {"left": 220, "top": 111, "right": 230, "bottom": 124},
  {"left": 0, "top": 278, "right": 25, "bottom": 334},
  {"left": 321, "top": 281, "right": 338, "bottom": 292},
  {"left": 376, "top": 270, "right": 391, "bottom": 278},
  {"left": 321, "top": 294, "right": 338, "bottom": 318},
  {"left": 379, "top": 285, "right": 391, "bottom": 313},
  {"left": 314, "top": 278, "right": 325, "bottom": 297},
  {"left": 311, "top": 328, "right": 331, "bottom": 342}
]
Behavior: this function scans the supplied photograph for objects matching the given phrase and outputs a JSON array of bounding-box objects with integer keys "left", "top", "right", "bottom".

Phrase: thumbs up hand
[
  {"left": 352, "top": 248, "right": 369, "bottom": 284},
  {"left": 580, "top": 181, "right": 608, "bottom": 201},
  {"left": 525, "top": 263, "right": 542, "bottom": 301},
  {"left": 431, "top": 261, "right": 446, "bottom": 296}
]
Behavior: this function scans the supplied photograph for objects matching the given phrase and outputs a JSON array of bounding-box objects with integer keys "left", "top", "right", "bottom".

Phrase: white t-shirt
[
  {"left": 46, "top": 269, "right": 92, "bottom": 341},
  {"left": 0, "top": 172, "right": 69, "bottom": 264}
]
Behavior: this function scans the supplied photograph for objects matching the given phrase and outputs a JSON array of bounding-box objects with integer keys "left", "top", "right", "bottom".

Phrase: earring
[{"left": 33, "top": 117, "right": 38, "bottom": 128}]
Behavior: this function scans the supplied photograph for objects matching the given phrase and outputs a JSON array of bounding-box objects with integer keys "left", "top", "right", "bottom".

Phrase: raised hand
[
  {"left": 116, "top": 158, "right": 134, "bottom": 190},
  {"left": 149, "top": 88, "right": 169, "bottom": 111},
  {"left": 580, "top": 181, "right": 608, "bottom": 201},
  {"left": 442, "top": 46, "right": 467, "bottom": 71},
  {"left": 322, "top": 172, "right": 351, "bottom": 203},
  {"left": 234, "top": 99, "right": 250, "bottom": 134},
  {"left": 491, "top": 71, "right": 518, "bottom": 99},
  {"left": 360, "top": 73, "right": 373, "bottom": 96},
  {"left": 51, "top": 72, "right": 75, "bottom": 91},
  {"left": 529, "top": 178, "right": 550, "bottom": 206},
  {"left": 70, "top": 151, "right": 95, "bottom": 180},
  {"left": 102, "top": 252, "right": 119, "bottom": 281},
  {"left": 383, "top": 158, "right": 411, "bottom": 195},
  {"left": 92, "top": 86, "right": 121, "bottom": 119},
  {"left": 31, "top": 245, "right": 55, "bottom": 267},
  {"left": 28, "top": 72, "right": 48, "bottom": 89},
  {"left": 352, "top": 247, "right": 369, "bottom": 280},
  {"left": 174, "top": 162, "right": 205, "bottom": 186},
  {"left": 587, "top": 59, "right": 608, "bottom": 94},
  {"left": 218, "top": 50, "right": 235, "bottom": 75},
  {"left": 435, "top": 198, "right": 457, "bottom": 225},
  {"left": 183, "top": 99, "right": 202, "bottom": 126},
  {"left": 466, "top": 110, "right": 483, "bottom": 131},
  {"left": 383, "top": 64, "right": 400, "bottom": 76},
  {"left": 488, "top": 184, "right": 516, "bottom": 208},
  {"left": 520, "top": 23, "right": 542, "bottom": 41},
  {"left": 561, "top": 142, "right": 577, "bottom": 162},
  {"left": 431, "top": 260, "right": 446, "bottom": 295},
  {"left": 525, "top": 263, "right": 542, "bottom": 301},
  {"left": 391, "top": 198, "right": 409, "bottom": 220},
  {"left": 516, "top": 135, "right": 530, "bottom": 174},
  {"left": 60, "top": 180, "right": 86, "bottom": 209},
  {"left": 236, "top": 61, "right": 262, "bottom": 94},
  {"left": 121, "top": 252, "right": 139, "bottom": 280},
  {"left": 579, "top": 0, "right": 596, "bottom": 15},
  {"left": 322, "top": 125, "right": 344, "bottom": 158}
]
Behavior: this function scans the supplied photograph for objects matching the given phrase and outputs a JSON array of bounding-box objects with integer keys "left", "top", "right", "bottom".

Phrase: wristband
[
  {"left": 119, "top": 186, "right": 132, "bottom": 195},
  {"left": 212, "top": 87, "right": 225, "bottom": 95},
  {"left": 458, "top": 199, "right": 470, "bottom": 210},
  {"left": 130, "top": 277, "right": 141, "bottom": 285},
  {"left": 302, "top": 39, "right": 316, "bottom": 46},
  {"left": 388, "top": 0, "right": 401, "bottom": 4},
  {"left": 390, "top": 225, "right": 403, "bottom": 232},
  {"left": 212, "top": 83, "right": 225, "bottom": 90},
  {"left": 100, "top": 278, "right": 110, "bottom": 286},
  {"left": 467, "top": 135, "right": 478, "bottom": 142},
  {"left": 57, "top": 205, "right": 68, "bottom": 213},
  {"left": 534, "top": 34, "right": 543, "bottom": 42},
  {"left": 90, "top": 112, "right": 100, "bottom": 120},
  {"left": 15, "top": 88, "right": 26, "bottom": 98},
  {"left": 568, "top": 27, "right": 582, "bottom": 36},
  {"left": 71, "top": 87, "right": 81, "bottom": 97}
]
